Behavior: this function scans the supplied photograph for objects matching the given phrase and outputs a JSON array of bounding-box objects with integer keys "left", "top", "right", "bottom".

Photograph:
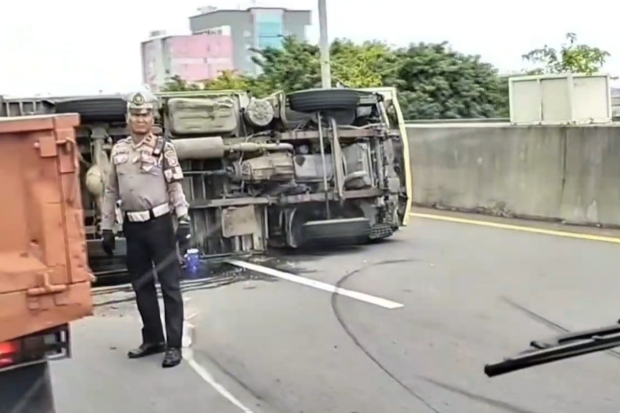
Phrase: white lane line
[
  {"left": 184, "top": 349, "right": 256, "bottom": 413},
  {"left": 227, "top": 259, "right": 404, "bottom": 310},
  {"left": 175, "top": 298, "right": 256, "bottom": 413}
]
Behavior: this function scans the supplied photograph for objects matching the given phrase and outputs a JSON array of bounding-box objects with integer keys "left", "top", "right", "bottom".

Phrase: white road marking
[
  {"left": 163, "top": 298, "right": 256, "bottom": 413},
  {"left": 184, "top": 349, "right": 256, "bottom": 413},
  {"left": 226, "top": 259, "right": 404, "bottom": 310}
]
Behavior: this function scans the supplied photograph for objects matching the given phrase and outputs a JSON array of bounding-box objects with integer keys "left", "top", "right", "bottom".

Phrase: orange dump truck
[{"left": 0, "top": 114, "right": 93, "bottom": 413}]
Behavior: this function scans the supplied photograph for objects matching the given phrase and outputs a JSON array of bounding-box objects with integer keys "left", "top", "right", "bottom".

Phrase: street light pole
[{"left": 318, "top": 0, "right": 331, "bottom": 89}]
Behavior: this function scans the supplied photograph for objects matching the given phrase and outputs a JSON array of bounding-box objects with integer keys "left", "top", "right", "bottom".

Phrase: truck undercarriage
[{"left": 1, "top": 88, "right": 412, "bottom": 279}]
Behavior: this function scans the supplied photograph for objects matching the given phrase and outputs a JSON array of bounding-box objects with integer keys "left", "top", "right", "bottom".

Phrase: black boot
[
  {"left": 127, "top": 343, "right": 166, "bottom": 359},
  {"left": 162, "top": 348, "right": 182, "bottom": 368}
]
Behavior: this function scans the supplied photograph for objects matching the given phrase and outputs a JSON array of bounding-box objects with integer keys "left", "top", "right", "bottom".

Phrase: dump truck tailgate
[{"left": 0, "top": 114, "right": 92, "bottom": 343}]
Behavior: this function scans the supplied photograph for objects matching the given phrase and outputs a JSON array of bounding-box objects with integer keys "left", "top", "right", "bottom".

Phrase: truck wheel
[
  {"left": 288, "top": 88, "right": 360, "bottom": 113},
  {"left": 54, "top": 96, "right": 127, "bottom": 122}
]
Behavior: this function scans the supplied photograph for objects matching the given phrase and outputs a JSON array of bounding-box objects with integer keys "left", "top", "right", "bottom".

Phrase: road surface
[{"left": 51, "top": 209, "right": 620, "bottom": 413}]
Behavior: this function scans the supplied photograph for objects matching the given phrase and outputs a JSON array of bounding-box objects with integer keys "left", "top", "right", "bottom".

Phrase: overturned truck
[{"left": 0, "top": 87, "right": 412, "bottom": 277}]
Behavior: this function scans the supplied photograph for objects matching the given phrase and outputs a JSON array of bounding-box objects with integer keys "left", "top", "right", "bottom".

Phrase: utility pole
[{"left": 318, "top": 0, "right": 331, "bottom": 88}]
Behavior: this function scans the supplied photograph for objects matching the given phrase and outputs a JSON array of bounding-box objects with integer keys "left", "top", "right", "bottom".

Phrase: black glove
[
  {"left": 101, "top": 230, "right": 115, "bottom": 256},
  {"left": 176, "top": 219, "right": 191, "bottom": 252}
]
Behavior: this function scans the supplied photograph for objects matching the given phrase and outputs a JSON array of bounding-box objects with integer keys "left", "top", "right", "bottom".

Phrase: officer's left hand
[{"left": 176, "top": 217, "right": 191, "bottom": 252}]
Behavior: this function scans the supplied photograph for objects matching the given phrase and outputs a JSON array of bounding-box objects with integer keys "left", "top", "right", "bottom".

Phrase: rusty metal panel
[
  {"left": 0, "top": 114, "right": 93, "bottom": 343},
  {"left": 221, "top": 205, "right": 260, "bottom": 238}
]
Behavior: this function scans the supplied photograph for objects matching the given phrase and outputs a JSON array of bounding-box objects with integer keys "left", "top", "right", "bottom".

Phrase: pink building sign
[{"left": 141, "top": 33, "right": 234, "bottom": 89}]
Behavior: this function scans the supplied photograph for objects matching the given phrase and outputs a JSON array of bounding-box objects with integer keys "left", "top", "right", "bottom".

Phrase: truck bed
[{"left": 0, "top": 114, "right": 93, "bottom": 343}]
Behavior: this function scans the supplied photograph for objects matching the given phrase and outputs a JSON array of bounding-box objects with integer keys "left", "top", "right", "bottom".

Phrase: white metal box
[{"left": 509, "top": 73, "right": 612, "bottom": 125}]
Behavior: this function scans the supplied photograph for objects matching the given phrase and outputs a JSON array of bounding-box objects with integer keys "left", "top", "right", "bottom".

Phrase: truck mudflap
[
  {"left": 484, "top": 321, "right": 620, "bottom": 377},
  {"left": 1, "top": 359, "right": 56, "bottom": 413}
]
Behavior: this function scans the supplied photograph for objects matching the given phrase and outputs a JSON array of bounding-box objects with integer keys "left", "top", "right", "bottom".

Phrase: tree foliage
[
  {"left": 161, "top": 75, "right": 202, "bottom": 92},
  {"left": 522, "top": 32, "right": 610, "bottom": 75},
  {"left": 330, "top": 40, "right": 399, "bottom": 88},
  {"left": 161, "top": 70, "right": 273, "bottom": 97},
  {"left": 203, "top": 70, "right": 250, "bottom": 90},
  {"left": 394, "top": 42, "right": 507, "bottom": 119},
  {"left": 249, "top": 37, "right": 399, "bottom": 91},
  {"left": 160, "top": 33, "right": 607, "bottom": 120},
  {"left": 251, "top": 37, "right": 321, "bottom": 91},
  {"left": 202, "top": 70, "right": 273, "bottom": 97}
]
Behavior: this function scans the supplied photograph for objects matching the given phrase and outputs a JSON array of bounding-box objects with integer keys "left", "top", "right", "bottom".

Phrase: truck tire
[
  {"left": 54, "top": 96, "right": 127, "bottom": 122},
  {"left": 288, "top": 88, "right": 360, "bottom": 113}
]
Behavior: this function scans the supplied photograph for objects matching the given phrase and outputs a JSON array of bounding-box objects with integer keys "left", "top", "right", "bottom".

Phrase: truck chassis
[{"left": 1, "top": 88, "right": 412, "bottom": 279}]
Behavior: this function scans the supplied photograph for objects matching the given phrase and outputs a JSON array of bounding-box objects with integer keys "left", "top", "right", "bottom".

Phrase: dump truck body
[
  {"left": 0, "top": 113, "right": 92, "bottom": 342},
  {"left": 0, "top": 113, "right": 92, "bottom": 413}
]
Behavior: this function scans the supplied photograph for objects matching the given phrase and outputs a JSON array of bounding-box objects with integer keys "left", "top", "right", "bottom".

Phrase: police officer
[{"left": 100, "top": 90, "right": 191, "bottom": 368}]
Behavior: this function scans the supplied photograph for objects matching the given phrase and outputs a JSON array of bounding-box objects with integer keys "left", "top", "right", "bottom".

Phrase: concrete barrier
[{"left": 407, "top": 123, "right": 620, "bottom": 227}]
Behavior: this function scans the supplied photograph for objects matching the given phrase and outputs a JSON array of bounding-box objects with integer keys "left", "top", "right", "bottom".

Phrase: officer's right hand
[
  {"left": 176, "top": 220, "right": 191, "bottom": 253},
  {"left": 101, "top": 230, "right": 115, "bottom": 256}
]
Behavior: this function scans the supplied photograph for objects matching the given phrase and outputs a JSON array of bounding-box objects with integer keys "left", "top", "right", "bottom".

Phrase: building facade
[
  {"left": 141, "top": 31, "right": 234, "bottom": 91},
  {"left": 189, "top": 7, "right": 311, "bottom": 75}
]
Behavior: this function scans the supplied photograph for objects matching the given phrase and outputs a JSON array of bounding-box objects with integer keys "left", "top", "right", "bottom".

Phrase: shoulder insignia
[
  {"left": 143, "top": 135, "right": 156, "bottom": 147},
  {"left": 112, "top": 139, "right": 131, "bottom": 154},
  {"left": 164, "top": 143, "right": 179, "bottom": 167}
]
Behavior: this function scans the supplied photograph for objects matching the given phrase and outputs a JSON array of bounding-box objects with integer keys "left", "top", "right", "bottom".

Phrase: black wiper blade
[{"left": 484, "top": 322, "right": 620, "bottom": 377}]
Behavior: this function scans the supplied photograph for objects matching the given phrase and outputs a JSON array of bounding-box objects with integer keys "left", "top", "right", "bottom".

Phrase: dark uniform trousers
[{"left": 123, "top": 212, "right": 184, "bottom": 348}]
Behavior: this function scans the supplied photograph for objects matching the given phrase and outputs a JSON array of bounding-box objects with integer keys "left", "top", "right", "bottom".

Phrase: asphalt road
[{"left": 51, "top": 209, "right": 620, "bottom": 413}]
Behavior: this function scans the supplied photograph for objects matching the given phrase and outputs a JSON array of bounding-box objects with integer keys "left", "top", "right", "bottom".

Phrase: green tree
[
  {"left": 202, "top": 70, "right": 268, "bottom": 96},
  {"left": 159, "top": 71, "right": 273, "bottom": 98},
  {"left": 162, "top": 37, "right": 510, "bottom": 119},
  {"left": 203, "top": 70, "right": 250, "bottom": 90},
  {"left": 395, "top": 42, "right": 508, "bottom": 119},
  {"left": 251, "top": 36, "right": 321, "bottom": 91},
  {"left": 522, "top": 32, "right": 610, "bottom": 75},
  {"left": 330, "top": 39, "right": 399, "bottom": 88},
  {"left": 160, "top": 75, "right": 202, "bottom": 92},
  {"left": 250, "top": 36, "right": 398, "bottom": 90}
]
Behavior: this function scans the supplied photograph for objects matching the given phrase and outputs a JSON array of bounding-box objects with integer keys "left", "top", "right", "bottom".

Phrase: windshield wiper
[{"left": 484, "top": 321, "right": 620, "bottom": 377}]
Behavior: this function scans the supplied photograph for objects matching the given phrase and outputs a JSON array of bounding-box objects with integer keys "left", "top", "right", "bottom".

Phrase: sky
[{"left": 0, "top": 0, "right": 618, "bottom": 96}]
